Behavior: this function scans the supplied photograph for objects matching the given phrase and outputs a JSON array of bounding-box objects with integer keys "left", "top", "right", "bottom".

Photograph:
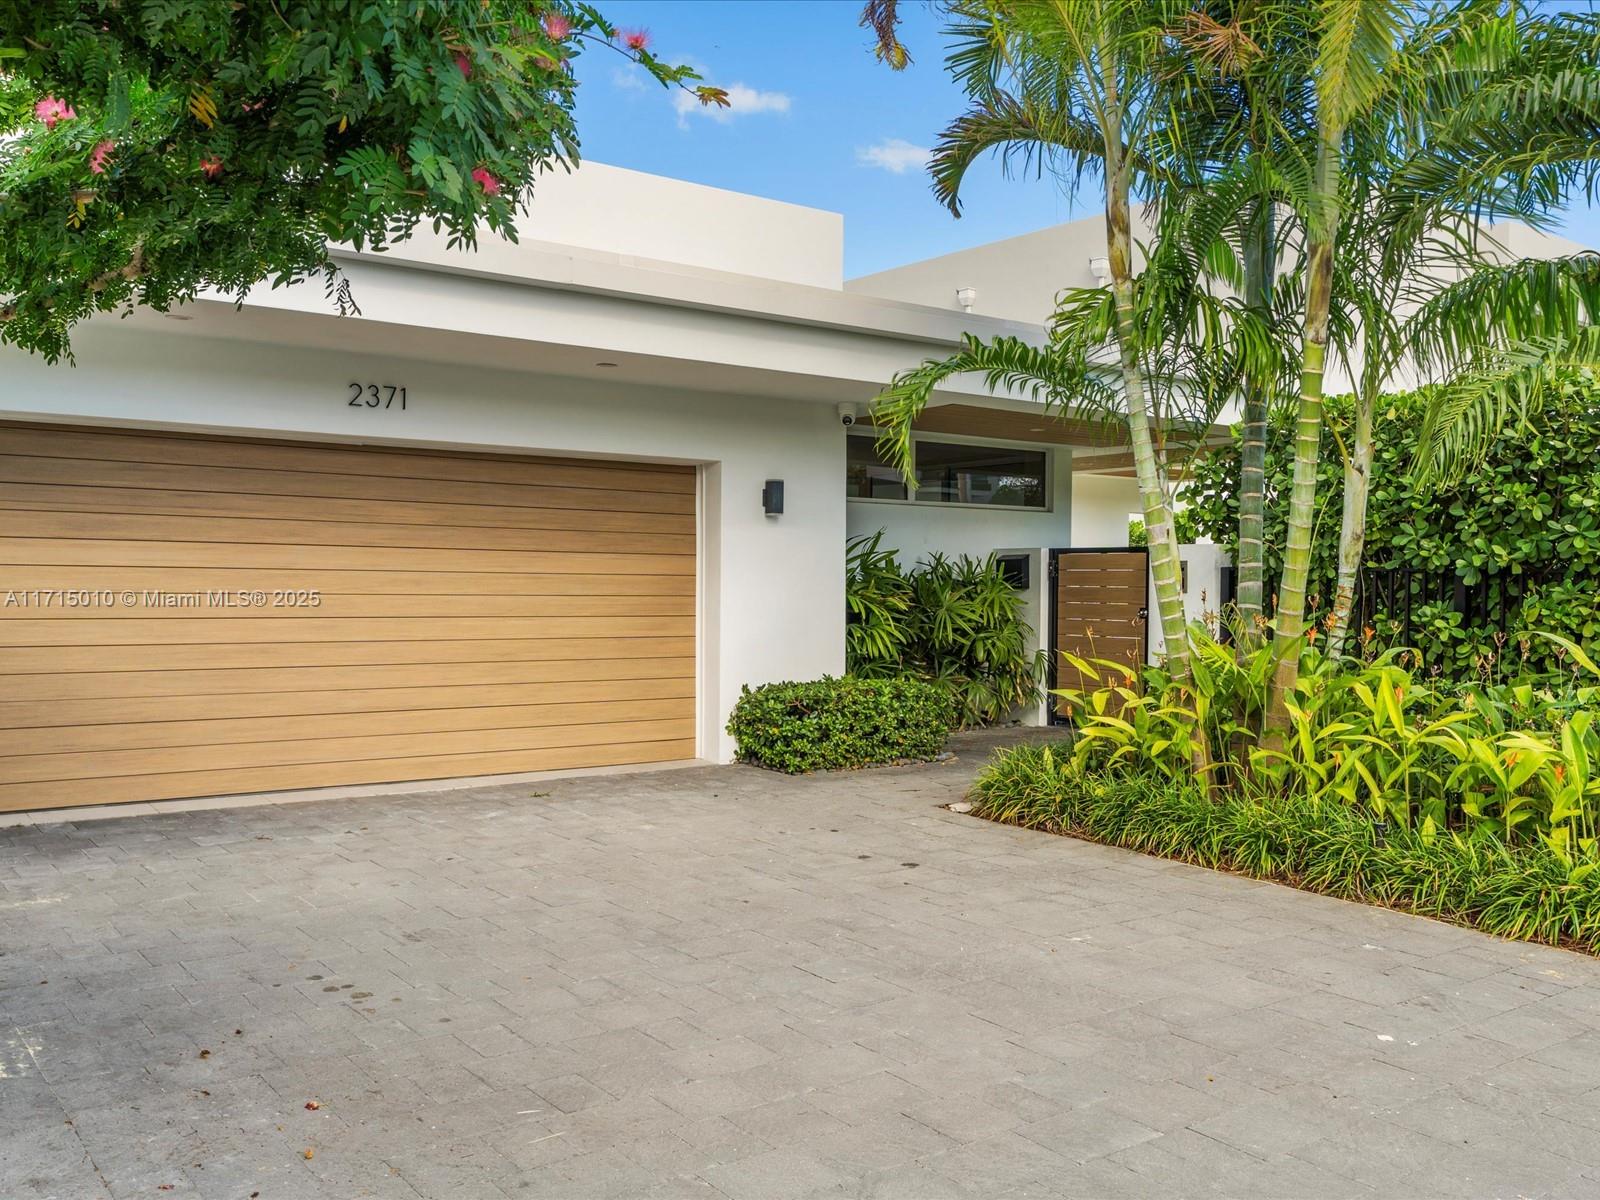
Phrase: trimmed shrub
[
  {"left": 726, "top": 676, "right": 953, "bottom": 773},
  {"left": 970, "top": 743, "right": 1600, "bottom": 952}
]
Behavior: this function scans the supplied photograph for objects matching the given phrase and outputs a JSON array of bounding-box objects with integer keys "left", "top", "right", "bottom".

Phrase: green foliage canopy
[
  {"left": 0, "top": 1, "right": 724, "bottom": 362},
  {"left": 1181, "top": 386, "right": 1600, "bottom": 671}
]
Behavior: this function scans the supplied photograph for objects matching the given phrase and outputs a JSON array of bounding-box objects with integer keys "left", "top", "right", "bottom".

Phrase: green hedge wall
[{"left": 1180, "top": 384, "right": 1600, "bottom": 674}]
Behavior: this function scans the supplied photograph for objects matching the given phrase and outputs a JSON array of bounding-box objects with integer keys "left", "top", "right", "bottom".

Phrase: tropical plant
[
  {"left": 1053, "top": 630, "right": 1600, "bottom": 846},
  {"left": 970, "top": 736, "right": 1600, "bottom": 950},
  {"left": 0, "top": 1, "right": 726, "bottom": 362},
  {"left": 846, "top": 533, "right": 1046, "bottom": 727}
]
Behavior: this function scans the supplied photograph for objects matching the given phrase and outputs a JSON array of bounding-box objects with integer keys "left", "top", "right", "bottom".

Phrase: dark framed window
[
  {"left": 846, "top": 434, "right": 909, "bottom": 500},
  {"left": 913, "top": 440, "right": 1046, "bottom": 509}
]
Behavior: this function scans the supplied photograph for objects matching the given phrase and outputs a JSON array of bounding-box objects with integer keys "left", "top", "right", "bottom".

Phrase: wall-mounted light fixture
[
  {"left": 762, "top": 479, "right": 784, "bottom": 516},
  {"left": 955, "top": 286, "right": 977, "bottom": 312},
  {"left": 1088, "top": 257, "right": 1111, "bottom": 285}
]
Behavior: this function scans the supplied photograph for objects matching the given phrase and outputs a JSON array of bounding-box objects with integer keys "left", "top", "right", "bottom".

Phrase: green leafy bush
[
  {"left": 847, "top": 533, "right": 1045, "bottom": 727},
  {"left": 971, "top": 743, "right": 1600, "bottom": 951},
  {"left": 1181, "top": 385, "right": 1600, "bottom": 674},
  {"left": 726, "top": 677, "right": 953, "bottom": 774}
]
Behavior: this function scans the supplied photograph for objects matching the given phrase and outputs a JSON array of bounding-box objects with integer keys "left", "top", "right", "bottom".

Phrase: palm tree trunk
[
  {"left": 1099, "top": 56, "right": 1191, "bottom": 688},
  {"left": 1234, "top": 198, "right": 1275, "bottom": 651},
  {"left": 1327, "top": 391, "right": 1373, "bottom": 656},
  {"left": 1265, "top": 131, "right": 1339, "bottom": 734}
]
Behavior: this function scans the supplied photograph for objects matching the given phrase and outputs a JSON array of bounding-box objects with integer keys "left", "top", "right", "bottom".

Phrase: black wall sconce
[{"left": 762, "top": 479, "right": 784, "bottom": 516}]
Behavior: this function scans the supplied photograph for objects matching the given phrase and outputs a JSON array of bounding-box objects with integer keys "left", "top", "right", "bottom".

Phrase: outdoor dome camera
[{"left": 838, "top": 402, "right": 860, "bottom": 427}]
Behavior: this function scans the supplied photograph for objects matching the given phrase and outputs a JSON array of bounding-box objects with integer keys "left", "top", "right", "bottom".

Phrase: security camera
[{"left": 838, "top": 402, "right": 860, "bottom": 427}]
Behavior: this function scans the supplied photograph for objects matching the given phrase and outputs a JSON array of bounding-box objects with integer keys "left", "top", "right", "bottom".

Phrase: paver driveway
[{"left": 6, "top": 731, "right": 1600, "bottom": 1200}]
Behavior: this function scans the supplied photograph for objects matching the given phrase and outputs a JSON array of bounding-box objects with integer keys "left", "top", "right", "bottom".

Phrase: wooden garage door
[
  {"left": 1051, "top": 548, "right": 1148, "bottom": 718},
  {"left": 0, "top": 422, "right": 696, "bottom": 811}
]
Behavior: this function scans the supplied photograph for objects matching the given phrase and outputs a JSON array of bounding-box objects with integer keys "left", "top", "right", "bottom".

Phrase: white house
[{"left": 0, "top": 163, "right": 1160, "bottom": 813}]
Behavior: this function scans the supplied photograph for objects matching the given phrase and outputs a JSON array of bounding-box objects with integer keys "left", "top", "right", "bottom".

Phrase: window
[
  {"left": 846, "top": 435, "right": 909, "bottom": 500},
  {"left": 846, "top": 434, "right": 1048, "bottom": 510},
  {"left": 914, "top": 440, "right": 1046, "bottom": 508}
]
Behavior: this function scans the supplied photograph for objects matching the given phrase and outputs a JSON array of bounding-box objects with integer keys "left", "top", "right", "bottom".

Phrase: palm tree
[
  {"left": 871, "top": 0, "right": 1270, "bottom": 689},
  {"left": 1316, "top": 3, "right": 1600, "bottom": 654}
]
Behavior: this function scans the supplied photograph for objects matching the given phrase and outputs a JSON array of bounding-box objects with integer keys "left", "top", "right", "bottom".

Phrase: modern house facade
[{"left": 0, "top": 163, "right": 1156, "bottom": 812}]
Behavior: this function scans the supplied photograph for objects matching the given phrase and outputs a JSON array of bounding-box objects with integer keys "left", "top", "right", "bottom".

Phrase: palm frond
[
  {"left": 870, "top": 334, "right": 1122, "bottom": 482},
  {"left": 1412, "top": 327, "right": 1600, "bottom": 485},
  {"left": 1404, "top": 253, "right": 1600, "bottom": 378}
]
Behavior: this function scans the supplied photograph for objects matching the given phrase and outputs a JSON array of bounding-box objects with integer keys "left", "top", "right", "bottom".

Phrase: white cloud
[
  {"left": 610, "top": 66, "right": 648, "bottom": 91},
  {"left": 856, "top": 138, "right": 932, "bottom": 175},
  {"left": 673, "top": 82, "right": 792, "bottom": 128}
]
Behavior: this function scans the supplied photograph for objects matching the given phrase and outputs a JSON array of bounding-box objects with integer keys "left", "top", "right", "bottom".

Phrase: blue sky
[{"left": 567, "top": 1, "right": 1600, "bottom": 278}]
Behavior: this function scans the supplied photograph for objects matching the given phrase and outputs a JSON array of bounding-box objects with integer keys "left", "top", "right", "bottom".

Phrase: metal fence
[{"left": 1353, "top": 564, "right": 1551, "bottom": 648}]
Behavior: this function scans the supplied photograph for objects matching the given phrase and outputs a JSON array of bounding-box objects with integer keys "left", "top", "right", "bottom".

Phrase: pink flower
[
  {"left": 88, "top": 140, "right": 115, "bottom": 174},
  {"left": 34, "top": 96, "right": 76, "bottom": 130},
  {"left": 620, "top": 27, "right": 650, "bottom": 51},
  {"left": 471, "top": 166, "right": 501, "bottom": 196},
  {"left": 199, "top": 156, "right": 224, "bottom": 180},
  {"left": 542, "top": 11, "right": 572, "bottom": 40},
  {"left": 454, "top": 51, "right": 472, "bottom": 78}
]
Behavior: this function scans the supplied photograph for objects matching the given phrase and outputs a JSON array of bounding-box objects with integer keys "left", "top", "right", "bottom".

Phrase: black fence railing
[
  {"left": 1212, "top": 561, "right": 1553, "bottom": 663},
  {"left": 1353, "top": 564, "right": 1554, "bottom": 648}
]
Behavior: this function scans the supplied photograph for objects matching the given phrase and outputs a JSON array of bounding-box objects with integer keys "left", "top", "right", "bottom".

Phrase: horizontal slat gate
[
  {"left": 0, "top": 422, "right": 696, "bottom": 809},
  {"left": 1052, "top": 549, "right": 1148, "bottom": 718}
]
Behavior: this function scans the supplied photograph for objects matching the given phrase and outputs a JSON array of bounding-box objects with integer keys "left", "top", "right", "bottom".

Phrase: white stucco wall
[
  {"left": 0, "top": 326, "right": 846, "bottom": 764},
  {"left": 1069, "top": 471, "right": 1142, "bottom": 548},
  {"left": 514, "top": 161, "right": 844, "bottom": 289}
]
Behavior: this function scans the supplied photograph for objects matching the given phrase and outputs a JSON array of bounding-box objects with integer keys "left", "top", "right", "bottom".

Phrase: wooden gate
[{"left": 1048, "top": 548, "right": 1150, "bottom": 722}]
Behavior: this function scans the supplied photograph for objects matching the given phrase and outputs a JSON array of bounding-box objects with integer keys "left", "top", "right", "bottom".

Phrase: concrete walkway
[{"left": 5, "top": 731, "right": 1600, "bottom": 1199}]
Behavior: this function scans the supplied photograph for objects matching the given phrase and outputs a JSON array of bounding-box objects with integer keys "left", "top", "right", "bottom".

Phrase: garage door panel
[
  {"left": 2, "top": 656, "right": 695, "bottom": 702},
  {"left": 0, "top": 425, "right": 697, "bottom": 495},
  {"left": 0, "top": 537, "right": 694, "bottom": 576},
  {"left": 0, "top": 456, "right": 695, "bottom": 515},
  {"left": 0, "top": 717, "right": 696, "bottom": 786},
  {"left": 0, "top": 483, "right": 694, "bottom": 535},
  {"left": 0, "top": 738, "right": 697, "bottom": 810},
  {"left": 0, "top": 615, "right": 695, "bottom": 647},
  {"left": 1, "top": 565, "right": 697, "bottom": 597},
  {"left": 13, "top": 698, "right": 693, "bottom": 755},
  {"left": 7, "top": 510, "right": 695, "bottom": 556},
  {"left": 0, "top": 423, "right": 698, "bottom": 809},
  {"left": 0, "top": 593, "right": 696, "bottom": 620},
  {"left": 4, "top": 636, "right": 697, "bottom": 674},
  {"left": 1, "top": 675, "right": 695, "bottom": 727}
]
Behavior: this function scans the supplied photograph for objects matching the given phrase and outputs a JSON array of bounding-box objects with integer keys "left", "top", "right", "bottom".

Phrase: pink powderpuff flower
[
  {"left": 199, "top": 156, "right": 224, "bottom": 180},
  {"left": 34, "top": 96, "right": 76, "bottom": 129},
  {"left": 542, "top": 11, "right": 572, "bottom": 40},
  {"left": 88, "top": 140, "right": 115, "bottom": 174},
  {"left": 619, "top": 27, "right": 650, "bottom": 51},
  {"left": 471, "top": 166, "right": 501, "bottom": 196},
  {"left": 454, "top": 52, "right": 472, "bottom": 78}
]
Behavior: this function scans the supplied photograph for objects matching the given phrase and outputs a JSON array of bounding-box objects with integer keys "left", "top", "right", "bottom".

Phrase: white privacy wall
[{"left": 0, "top": 327, "right": 847, "bottom": 764}]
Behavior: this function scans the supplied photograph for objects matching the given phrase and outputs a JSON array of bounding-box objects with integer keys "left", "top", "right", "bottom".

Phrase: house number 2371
[{"left": 347, "top": 383, "right": 408, "bottom": 410}]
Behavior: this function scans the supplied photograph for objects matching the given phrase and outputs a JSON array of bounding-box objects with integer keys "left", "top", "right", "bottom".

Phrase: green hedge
[
  {"left": 970, "top": 743, "right": 1600, "bottom": 951},
  {"left": 1179, "top": 384, "right": 1600, "bottom": 675},
  {"left": 726, "top": 677, "right": 953, "bottom": 773}
]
